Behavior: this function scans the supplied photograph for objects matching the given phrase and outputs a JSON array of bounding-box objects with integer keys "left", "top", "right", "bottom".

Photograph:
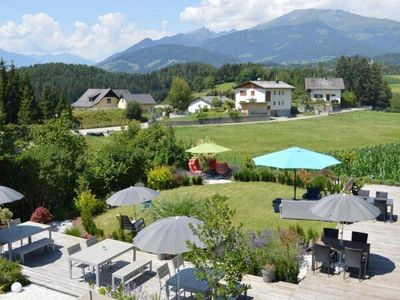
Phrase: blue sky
[{"left": 1, "top": 0, "right": 399, "bottom": 62}]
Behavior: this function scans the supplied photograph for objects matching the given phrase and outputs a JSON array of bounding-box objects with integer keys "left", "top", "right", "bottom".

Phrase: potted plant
[{"left": 261, "top": 262, "right": 275, "bottom": 283}]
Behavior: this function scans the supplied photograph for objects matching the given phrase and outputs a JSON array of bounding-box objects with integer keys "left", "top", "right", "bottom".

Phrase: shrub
[
  {"left": 222, "top": 99, "right": 235, "bottom": 111},
  {"left": 0, "top": 257, "right": 30, "bottom": 293},
  {"left": 64, "top": 226, "right": 81, "bottom": 237},
  {"left": 341, "top": 90, "right": 358, "bottom": 108},
  {"left": 125, "top": 101, "right": 143, "bottom": 121},
  {"left": 0, "top": 208, "right": 13, "bottom": 226},
  {"left": 151, "top": 194, "right": 204, "bottom": 220},
  {"left": 195, "top": 110, "right": 208, "bottom": 119},
  {"left": 147, "top": 166, "right": 175, "bottom": 190},
  {"left": 74, "top": 189, "right": 105, "bottom": 217},
  {"left": 229, "top": 109, "right": 240, "bottom": 118},
  {"left": 191, "top": 176, "right": 203, "bottom": 185},
  {"left": 211, "top": 98, "right": 223, "bottom": 109},
  {"left": 182, "top": 175, "right": 191, "bottom": 186},
  {"left": 310, "top": 176, "right": 333, "bottom": 194},
  {"left": 30, "top": 207, "right": 53, "bottom": 224},
  {"left": 81, "top": 213, "right": 103, "bottom": 237}
]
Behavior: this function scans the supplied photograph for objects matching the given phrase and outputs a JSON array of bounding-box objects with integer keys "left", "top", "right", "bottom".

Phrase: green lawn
[
  {"left": 175, "top": 111, "right": 400, "bottom": 165},
  {"left": 384, "top": 75, "right": 400, "bottom": 93},
  {"left": 94, "top": 182, "right": 332, "bottom": 236},
  {"left": 191, "top": 82, "right": 235, "bottom": 98}
]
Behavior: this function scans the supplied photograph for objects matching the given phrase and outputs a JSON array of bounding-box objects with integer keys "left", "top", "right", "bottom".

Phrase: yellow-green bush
[{"left": 147, "top": 166, "right": 175, "bottom": 190}]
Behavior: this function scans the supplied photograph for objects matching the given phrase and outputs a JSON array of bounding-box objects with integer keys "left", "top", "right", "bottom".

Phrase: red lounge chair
[
  {"left": 188, "top": 159, "right": 202, "bottom": 174},
  {"left": 215, "top": 162, "right": 231, "bottom": 175},
  {"left": 208, "top": 158, "right": 217, "bottom": 171}
]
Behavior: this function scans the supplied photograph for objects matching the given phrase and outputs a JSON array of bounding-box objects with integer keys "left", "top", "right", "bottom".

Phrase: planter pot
[
  {"left": 261, "top": 268, "right": 275, "bottom": 283},
  {"left": 272, "top": 198, "right": 282, "bottom": 213}
]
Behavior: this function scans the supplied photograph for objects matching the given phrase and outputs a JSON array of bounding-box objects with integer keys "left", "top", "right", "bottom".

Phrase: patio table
[
  {"left": 0, "top": 221, "right": 52, "bottom": 258},
  {"left": 166, "top": 268, "right": 210, "bottom": 297},
  {"left": 68, "top": 238, "right": 134, "bottom": 286},
  {"left": 367, "top": 197, "right": 394, "bottom": 222},
  {"left": 316, "top": 237, "right": 370, "bottom": 272}
]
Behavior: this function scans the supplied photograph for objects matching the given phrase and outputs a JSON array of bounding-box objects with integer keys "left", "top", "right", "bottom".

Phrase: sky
[{"left": 1, "top": 0, "right": 400, "bottom": 62}]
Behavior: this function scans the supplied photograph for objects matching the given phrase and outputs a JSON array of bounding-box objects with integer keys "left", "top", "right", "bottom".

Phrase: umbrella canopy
[
  {"left": 253, "top": 147, "right": 341, "bottom": 170},
  {"left": 186, "top": 143, "right": 231, "bottom": 154},
  {"left": 133, "top": 216, "right": 204, "bottom": 255},
  {"left": 253, "top": 147, "right": 341, "bottom": 199},
  {"left": 0, "top": 186, "right": 24, "bottom": 205},
  {"left": 311, "top": 193, "right": 380, "bottom": 223},
  {"left": 106, "top": 186, "right": 159, "bottom": 207}
]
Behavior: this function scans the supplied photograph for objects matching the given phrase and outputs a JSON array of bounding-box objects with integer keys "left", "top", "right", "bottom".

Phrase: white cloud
[
  {"left": 0, "top": 13, "right": 170, "bottom": 62},
  {"left": 180, "top": 0, "right": 400, "bottom": 31},
  {"left": 161, "top": 20, "right": 169, "bottom": 31}
]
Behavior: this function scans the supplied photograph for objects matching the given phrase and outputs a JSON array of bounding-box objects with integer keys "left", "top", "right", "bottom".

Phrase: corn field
[{"left": 330, "top": 142, "right": 400, "bottom": 183}]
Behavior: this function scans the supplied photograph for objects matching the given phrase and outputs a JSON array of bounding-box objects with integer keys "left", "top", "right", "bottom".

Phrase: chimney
[{"left": 275, "top": 80, "right": 279, "bottom": 84}]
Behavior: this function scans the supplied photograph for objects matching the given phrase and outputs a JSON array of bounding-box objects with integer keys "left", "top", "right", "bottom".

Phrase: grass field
[
  {"left": 191, "top": 82, "right": 235, "bottom": 98},
  {"left": 384, "top": 75, "right": 400, "bottom": 94},
  {"left": 94, "top": 182, "right": 332, "bottom": 235},
  {"left": 174, "top": 111, "right": 400, "bottom": 165}
]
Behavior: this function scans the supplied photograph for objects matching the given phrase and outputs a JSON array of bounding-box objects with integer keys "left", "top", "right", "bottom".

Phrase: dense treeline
[
  {"left": 0, "top": 55, "right": 393, "bottom": 126},
  {"left": 0, "top": 116, "right": 188, "bottom": 220}
]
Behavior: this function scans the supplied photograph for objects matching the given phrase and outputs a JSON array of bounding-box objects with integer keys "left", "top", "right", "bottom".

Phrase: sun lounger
[{"left": 280, "top": 200, "right": 322, "bottom": 220}]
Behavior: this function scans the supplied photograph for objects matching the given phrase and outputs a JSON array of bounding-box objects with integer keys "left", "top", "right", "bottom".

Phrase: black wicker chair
[
  {"left": 344, "top": 247, "right": 367, "bottom": 281},
  {"left": 351, "top": 231, "right": 368, "bottom": 243},
  {"left": 323, "top": 228, "right": 339, "bottom": 239},
  {"left": 312, "top": 244, "right": 336, "bottom": 276},
  {"left": 374, "top": 199, "right": 387, "bottom": 222}
]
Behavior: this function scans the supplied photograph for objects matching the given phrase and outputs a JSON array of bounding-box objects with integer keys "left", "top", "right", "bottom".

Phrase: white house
[
  {"left": 188, "top": 96, "right": 232, "bottom": 113},
  {"left": 305, "top": 78, "right": 345, "bottom": 103},
  {"left": 235, "top": 80, "right": 295, "bottom": 117}
]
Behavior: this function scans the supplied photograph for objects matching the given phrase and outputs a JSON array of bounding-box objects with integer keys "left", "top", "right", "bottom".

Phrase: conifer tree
[
  {"left": 4, "top": 62, "right": 21, "bottom": 123},
  {"left": 18, "top": 79, "right": 37, "bottom": 124},
  {"left": 39, "top": 84, "right": 57, "bottom": 120}
]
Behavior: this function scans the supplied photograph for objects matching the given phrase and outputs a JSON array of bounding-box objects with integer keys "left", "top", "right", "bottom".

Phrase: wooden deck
[{"left": 11, "top": 184, "right": 400, "bottom": 299}]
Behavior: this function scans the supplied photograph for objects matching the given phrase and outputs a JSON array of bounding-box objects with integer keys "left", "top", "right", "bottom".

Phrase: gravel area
[{"left": 1, "top": 284, "right": 77, "bottom": 300}]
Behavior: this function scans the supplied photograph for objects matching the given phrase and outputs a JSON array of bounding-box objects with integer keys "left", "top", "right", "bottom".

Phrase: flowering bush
[
  {"left": 0, "top": 208, "right": 13, "bottom": 226},
  {"left": 30, "top": 207, "right": 53, "bottom": 224},
  {"left": 147, "top": 166, "right": 175, "bottom": 190}
]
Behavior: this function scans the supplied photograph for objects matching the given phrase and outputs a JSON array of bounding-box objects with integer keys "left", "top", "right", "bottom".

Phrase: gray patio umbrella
[
  {"left": 133, "top": 216, "right": 204, "bottom": 254},
  {"left": 133, "top": 216, "right": 205, "bottom": 300},
  {"left": 106, "top": 186, "right": 159, "bottom": 217},
  {"left": 311, "top": 193, "right": 380, "bottom": 242},
  {"left": 0, "top": 186, "right": 24, "bottom": 205}
]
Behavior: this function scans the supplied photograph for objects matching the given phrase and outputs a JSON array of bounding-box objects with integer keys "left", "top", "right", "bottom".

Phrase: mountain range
[
  {"left": 0, "top": 49, "right": 94, "bottom": 66},
  {"left": 97, "top": 9, "right": 400, "bottom": 73},
  {"left": 1, "top": 9, "right": 400, "bottom": 72}
]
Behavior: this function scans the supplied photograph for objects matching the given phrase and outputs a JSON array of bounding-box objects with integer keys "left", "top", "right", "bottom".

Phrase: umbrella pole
[{"left": 293, "top": 169, "right": 297, "bottom": 200}]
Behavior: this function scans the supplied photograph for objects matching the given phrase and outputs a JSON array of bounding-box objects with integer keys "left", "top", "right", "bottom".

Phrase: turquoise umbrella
[{"left": 253, "top": 147, "right": 341, "bottom": 199}]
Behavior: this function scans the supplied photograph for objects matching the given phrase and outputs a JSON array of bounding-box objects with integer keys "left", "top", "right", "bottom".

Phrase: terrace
[{"left": 7, "top": 184, "right": 399, "bottom": 299}]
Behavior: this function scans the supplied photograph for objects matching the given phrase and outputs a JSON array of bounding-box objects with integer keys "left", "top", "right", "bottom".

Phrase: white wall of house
[
  {"left": 118, "top": 98, "right": 128, "bottom": 109},
  {"left": 235, "top": 87, "right": 292, "bottom": 115},
  {"left": 188, "top": 99, "right": 211, "bottom": 113},
  {"left": 310, "top": 89, "right": 342, "bottom": 102}
]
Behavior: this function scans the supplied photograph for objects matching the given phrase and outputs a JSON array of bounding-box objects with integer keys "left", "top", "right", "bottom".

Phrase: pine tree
[
  {"left": 39, "top": 84, "right": 57, "bottom": 120},
  {"left": 18, "top": 79, "right": 37, "bottom": 125},
  {"left": 4, "top": 62, "right": 21, "bottom": 123},
  {"left": 55, "top": 91, "right": 72, "bottom": 117},
  {"left": 0, "top": 76, "right": 5, "bottom": 125}
]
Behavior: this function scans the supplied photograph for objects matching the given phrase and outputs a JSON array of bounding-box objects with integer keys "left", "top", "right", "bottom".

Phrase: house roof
[
  {"left": 71, "top": 88, "right": 115, "bottom": 108},
  {"left": 235, "top": 81, "right": 295, "bottom": 89},
  {"left": 72, "top": 89, "right": 156, "bottom": 108},
  {"left": 305, "top": 78, "right": 345, "bottom": 90},
  {"left": 128, "top": 94, "right": 156, "bottom": 105},
  {"left": 189, "top": 95, "right": 232, "bottom": 106}
]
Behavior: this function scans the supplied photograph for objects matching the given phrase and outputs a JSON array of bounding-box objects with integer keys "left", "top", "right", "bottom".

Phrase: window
[
  {"left": 107, "top": 98, "right": 112, "bottom": 104},
  {"left": 240, "top": 91, "right": 246, "bottom": 96},
  {"left": 282, "top": 91, "right": 284, "bottom": 95},
  {"left": 274, "top": 91, "right": 276, "bottom": 95},
  {"left": 278, "top": 101, "right": 280, "bottom": 105},
  {"left": 331, "top": 94, "right": 336, "bottom": 97},
  {"left": 314, "top": 94, "right": 323, "bottom": 99},
  {"left": 278, "top": 91, "right": 281, "bottom": 95},
  {"left": 273, "top": 101, "right": 276, "bottom": 105},
  {"left": 250, "top": 91, "right": 255, "bottom": 96}
]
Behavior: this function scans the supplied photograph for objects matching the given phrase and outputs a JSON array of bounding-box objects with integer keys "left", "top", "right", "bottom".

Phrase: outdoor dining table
[
  {"left": 0, "top": 221, "right": 52, "bottom": 259},
  {"left": 166, "top": 267, "right": 211, "bottom": 298},
  {"left": 68, "top": 238, "right": 135, "bottom": 286},
  {"left": 316, "top": 237, "right": 370, "bottom": 272},
  {"left": 367, "top": 197, "right": 394, "bottom": 222}
]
